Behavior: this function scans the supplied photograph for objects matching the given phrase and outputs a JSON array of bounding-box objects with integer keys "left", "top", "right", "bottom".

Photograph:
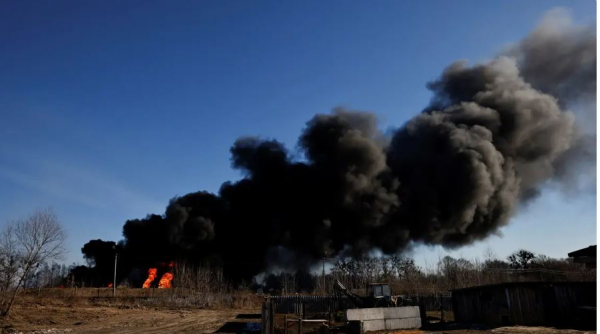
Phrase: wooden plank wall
[
  {"left": 268, "top": 295, "right": 355, "bottom": 315},
  {"left": 452, "top": 282, "right": 595, "bottom": 327}
]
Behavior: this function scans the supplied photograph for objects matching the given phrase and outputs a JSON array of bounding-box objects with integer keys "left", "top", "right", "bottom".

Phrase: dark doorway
[{"left": 542, "top": 287, "right": 559, "bottom": 326}]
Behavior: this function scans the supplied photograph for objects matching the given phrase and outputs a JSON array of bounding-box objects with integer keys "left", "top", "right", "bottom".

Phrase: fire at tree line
[
  {"left": 0, "top": 211, "right": 592, "bottom": 300},
  {"left": 12, "top": 235, "right": 600, "bottom": 292},
  {"left": 0, "top": 209, "right": 593, "bottom": 323}
]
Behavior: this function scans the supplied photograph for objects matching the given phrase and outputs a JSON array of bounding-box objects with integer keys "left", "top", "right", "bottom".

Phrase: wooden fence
[
  {"left": 262, "top": 300, "right": 275, "bottom": 334},
  {"left": 262, "top": 294, "right": 454, "bottom": 333},
  {"left": 266, "top": 293, "right": 453, "bottom": 316},
  {"left": 267, "top": 295, "right": 356, "bottom": 315},
  {"left": 408, "top": 294, "right": 453, "bottom": 312}
]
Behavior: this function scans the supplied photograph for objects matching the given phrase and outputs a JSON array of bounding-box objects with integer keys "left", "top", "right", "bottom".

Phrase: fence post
[
  {"left": 270, "top": 300, "right": 274, "bottom": 334},
  {"left": 440, "top": 294, "right": 444, "bottom": 323},
  {"left": 262, "top": 301, "right": 266, "bottom": 334},
  {"left": 418, "top": 296, "right": 427, "bottom": 326},
  {"left": 262, "top": 300, "right": 270, "bottom": 334}
]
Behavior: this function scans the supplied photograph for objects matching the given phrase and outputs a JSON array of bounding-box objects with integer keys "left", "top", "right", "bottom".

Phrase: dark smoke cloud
[
  {"left": 113, "top": 10, "right": 595, "bottom": 281},
  {"left": 508, "top": 8, "right": 596, "bottom": 105},
  {"left": 388, "top": 57, "right": 574, "bottom": 251},
  {"left": 507, "top": 8, "right": 596, "bottom": 191},
  {"left": 79, "top": 239, "right": 118, "bottom": 286},
  {"left": 552, "top": 134, "right": 597, "bottom": 195},
  {"left": 82, "top": 239, "right": 116, "bottom": 268}
]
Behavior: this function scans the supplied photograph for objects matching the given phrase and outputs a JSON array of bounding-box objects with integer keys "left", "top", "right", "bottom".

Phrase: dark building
[
  {"left": 568, "top": 245, "right": 596, "bottom": 269},
  {"left": 452, "top": 282, "right": 596, "bottom": 328}
]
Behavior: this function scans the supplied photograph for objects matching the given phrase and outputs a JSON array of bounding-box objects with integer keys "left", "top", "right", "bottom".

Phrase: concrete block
[
  {"left": 385, "top": 317, "right": 422, "bottom": 330},
  {"left": 346, "top": 308, "right": 385, "bottom": 321},
  {"left": 383, "top": 306, "right": 420, "bottom": 319},
  {"left": 361, "top": 319, "right": 386, "bottom": 332},
  {"left": 347, "top": 306, "right": 422, "bottom": 332}
]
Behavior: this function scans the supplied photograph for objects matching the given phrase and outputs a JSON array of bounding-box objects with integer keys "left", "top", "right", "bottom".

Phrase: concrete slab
[
  {"left": 385, "top": 317, "right": 421, "bottom": 330},
  {"left": 346, "top": 306, "right": 422, "bottom": 332},
  {"left": 361, "top": 319, "right": 386, "bottom": 332},
  {"left": 347, "top": 306, "right": 420, "bottom": 321},
  {"left": 346, "top": 308, "right": 385, "bottom": 321},
  {"left": 383, "top": 306, "right": 420, "bottom": 319}
]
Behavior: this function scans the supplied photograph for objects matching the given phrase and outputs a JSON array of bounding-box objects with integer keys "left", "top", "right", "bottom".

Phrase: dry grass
[
  {"left": 2, "top": 291, "right": 594, "bottom": 334},
  {"left": 2, "top": 300, "right": 260, "bottom": 333},
  {"left": 20, "top": 288, "right": 263, "bottom": 310},
  {"left": 0, "top": 290, "right": 263, "bottom": 333}
]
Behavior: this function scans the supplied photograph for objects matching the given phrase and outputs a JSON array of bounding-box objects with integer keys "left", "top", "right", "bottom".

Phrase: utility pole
[
  {"left": 322, "top": 251, "right": 327, "bottom": 293},
  {"left": 113, "top": 245, "right": 117, "bottom": 297},
  {"left": 322, "top": 259, "right": 325, "bottom": 291}
]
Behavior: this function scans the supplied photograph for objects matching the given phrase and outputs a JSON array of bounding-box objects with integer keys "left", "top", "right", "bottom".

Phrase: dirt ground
[
  {"left": 1, "top": 302, "right": 595, "bottom": 334},
  {"left": 418, "top": 325, "right": 595, "bottom": 334},
  {"left": 3, "top": 302, "right": 261, "bottom": 333}
]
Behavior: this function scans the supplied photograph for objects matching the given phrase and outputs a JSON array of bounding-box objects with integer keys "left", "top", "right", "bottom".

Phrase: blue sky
[{"left": 0, "top": 0, "right": 596, "bottom": 268}]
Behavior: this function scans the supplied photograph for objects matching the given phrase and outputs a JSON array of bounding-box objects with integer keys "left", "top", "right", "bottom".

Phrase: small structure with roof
[
  {"left": 568, "top": 245, "right": 596, "bottom": 269},
  {"left": 452, "top": 281, "right": 595, "bottom": 328}
]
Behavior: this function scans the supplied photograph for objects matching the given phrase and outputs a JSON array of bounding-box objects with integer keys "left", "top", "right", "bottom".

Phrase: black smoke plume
[
  {"left": 108, "top": 11, "right": 595, "bottom": 282},
  {"left": 72, "top": 239, "right": 117, "bottom": 286},
  {"left": 508, "top": 9, "right": 597, "bottom": 192},
  {"left": 508, "top": 9, "right": 596, "bottom": 105}
]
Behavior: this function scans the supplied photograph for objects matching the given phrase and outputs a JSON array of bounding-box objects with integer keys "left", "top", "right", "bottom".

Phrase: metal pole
[
  {"left": 269, "top": 301, "right": 274, "bottom": 334},
  {"left": 113, "top": 251, "right": 117, "bottom": 297},
  {"left": 321, "top": 252, "right": 327, "bottom": 293},
  {"left": 440, "top": 293, "right": 444, "bottom": 323},
  {"left": 322, "top": 259, "right": 325, "bottom": 292}
]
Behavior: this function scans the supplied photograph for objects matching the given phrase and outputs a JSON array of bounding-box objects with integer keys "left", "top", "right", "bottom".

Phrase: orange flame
[
  {"left": 142, "top": 268, "right": 157, "bottom": 288},
  {"left": 158, "top": 272, "right": 173, "bottom": 288},
  {"left": 108, "top": 283, "right": 113, "bottom": 288}
]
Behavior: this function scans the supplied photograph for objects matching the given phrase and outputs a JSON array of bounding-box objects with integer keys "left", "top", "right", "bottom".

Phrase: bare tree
[
  {"left": 0, "top": 224, "right": 18, "bottom": 312},
  {"left": 0, "top": 209, "right": 66, "bottom": 316}
]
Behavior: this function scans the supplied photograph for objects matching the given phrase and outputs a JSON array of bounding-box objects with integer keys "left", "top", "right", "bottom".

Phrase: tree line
[
  {"left": 0, "top": 209, "right": 593, "bottom": 316},
  {"left": 259, "top": 249, "right": 593, "bottom": 295}
]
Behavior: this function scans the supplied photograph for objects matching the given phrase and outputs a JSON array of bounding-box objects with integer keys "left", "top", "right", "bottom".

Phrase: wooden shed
[
  {"left": 568, "top": 245, "right": 597, "bottom": 269},
  {"left": 452, "top": 281, "right": 596, "bottom": 328}
]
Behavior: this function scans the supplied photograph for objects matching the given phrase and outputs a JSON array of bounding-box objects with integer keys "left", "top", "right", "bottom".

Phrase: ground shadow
[
  {"left": 215, "top": 321, "right": 261, "bottom": 333},
  {"left": 422, "top": 320, "right": 596, "bottom": 332},
  {"left": 236, "top": 314, "right": 262, "bottom": 319},
  {"left": 421, "top": 321, "right": 489, "bottom": 332}
]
